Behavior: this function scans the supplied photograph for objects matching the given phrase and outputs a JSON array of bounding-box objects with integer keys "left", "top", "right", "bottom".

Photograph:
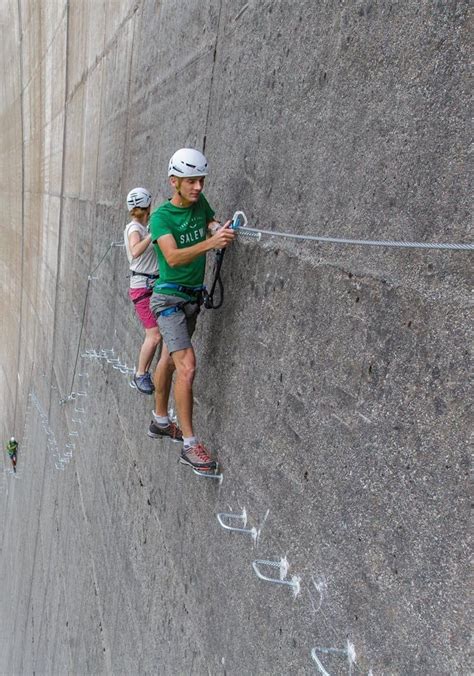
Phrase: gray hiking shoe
[{"left": 180, "top": 443, "right": 217, "bottom": 471}]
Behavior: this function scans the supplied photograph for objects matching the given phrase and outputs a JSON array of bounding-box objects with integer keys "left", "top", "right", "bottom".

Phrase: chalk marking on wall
[
  {"left": 234, "top": 3, "right": 249, "bottom": 21},
  {"left": 307, "top": 575, "right": 328, "bottom": 614},
  {"left": 255, "top": 508, "right": 270, "bottom": 547},
  {"left": 347, "top": 643, "right": 357, "bottom": 674},
  {"left": 331, "top": 413, "right": 352, "bottom": 430}
]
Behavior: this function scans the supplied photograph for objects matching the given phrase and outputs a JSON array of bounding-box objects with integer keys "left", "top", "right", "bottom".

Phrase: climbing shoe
[
  {"left": 133, "top": 372, "right": 155, "bottom": 395},
  {"left": 180, "top": 443, "right": 217, "bottom": 471},
  {"left": 147, "top": 419, "right": 183, "bottom": 442}
]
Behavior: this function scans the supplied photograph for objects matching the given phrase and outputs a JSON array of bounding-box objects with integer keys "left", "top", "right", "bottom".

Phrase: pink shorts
[{"left": 129, "top": 288, "right": 158, "bottom": 329}]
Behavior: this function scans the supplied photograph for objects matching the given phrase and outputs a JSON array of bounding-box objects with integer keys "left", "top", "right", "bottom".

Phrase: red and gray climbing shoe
[{"left": 180, "top": 443, "right": 217, "bottom": 471}]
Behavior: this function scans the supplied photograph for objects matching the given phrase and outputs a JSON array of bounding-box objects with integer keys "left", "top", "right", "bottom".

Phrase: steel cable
[{"left": 239, "top": 227, "right": 474, "bottom": 251}]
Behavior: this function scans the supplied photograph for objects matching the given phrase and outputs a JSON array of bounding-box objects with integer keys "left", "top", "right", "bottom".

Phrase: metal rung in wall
[
  {"left": 217, "top": 509, "right": 257, "bottom": 540},
  {"left": 252, "top": 557, "right": 301, "bottom": 596}
]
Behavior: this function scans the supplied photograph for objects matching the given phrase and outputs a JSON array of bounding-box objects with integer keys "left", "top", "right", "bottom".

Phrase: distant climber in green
[
  {"left": 6, "top": 436, "right": 18, "bottom": 472},
  {"left": 147, "top": 148, "right": 235, "bottom": 472}
]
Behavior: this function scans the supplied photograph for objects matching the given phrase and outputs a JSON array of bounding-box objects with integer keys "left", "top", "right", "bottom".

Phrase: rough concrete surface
[{"left": 0, "top": 1, "right": 471, "bottom": 674}]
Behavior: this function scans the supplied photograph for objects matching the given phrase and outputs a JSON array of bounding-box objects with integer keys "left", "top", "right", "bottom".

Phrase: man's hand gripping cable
[{"left": 203, "top": 211, "right": 254, "bottom": 309}]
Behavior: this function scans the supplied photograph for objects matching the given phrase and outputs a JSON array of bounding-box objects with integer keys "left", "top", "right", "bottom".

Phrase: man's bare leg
[
  {"left": 169, "top": 347, "right": 196, "bottom": 438},
  {"left": 171, "top": 346, "right": 216, "bottom": 470},
  {"left": 153, "top": 342, "right": 175, "bottom": 416}
]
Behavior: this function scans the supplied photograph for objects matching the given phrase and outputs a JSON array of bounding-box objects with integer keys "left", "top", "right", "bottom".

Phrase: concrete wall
[{"left": 0, "top": 1, "right": 471, "bottom": 674}]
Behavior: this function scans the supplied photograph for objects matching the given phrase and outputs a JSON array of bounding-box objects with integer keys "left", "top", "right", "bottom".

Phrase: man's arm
[{"left": 157, "top": 222, "right": 235, "bottom": 268}]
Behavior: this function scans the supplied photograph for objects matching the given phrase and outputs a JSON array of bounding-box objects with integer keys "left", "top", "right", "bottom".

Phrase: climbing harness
[
  {"left": 129, "top": 271, "right": 159, "bottom": 304},
  {"left": 153, "top": 282, "right": 206, "bottom": 318},
  {"left": 131, "top": 270, "right": 159, "bottom": 286},
  {"left": 154, "top": 282, "right": 205, "bottom": 296}
]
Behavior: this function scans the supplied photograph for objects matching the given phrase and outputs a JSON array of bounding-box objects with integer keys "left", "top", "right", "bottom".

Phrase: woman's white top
[{"left": 124, "top": 220, "right": 158, "bottom": 288}]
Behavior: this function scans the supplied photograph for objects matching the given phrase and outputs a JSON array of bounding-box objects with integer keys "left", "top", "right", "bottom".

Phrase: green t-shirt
[
  {"left": 6, "top": 441, "right": 17, "bottom": 456},
  {"left": 149, "top": 193, "right": 215, "bottom": 300}
]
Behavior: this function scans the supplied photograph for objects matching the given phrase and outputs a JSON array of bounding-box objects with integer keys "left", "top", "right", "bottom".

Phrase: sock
[
  {"left": 152, "top": 411, "right": 169, "bottom": 427},
  {"left": 183, "top": 436, "right": 197, "bottom": 448}
]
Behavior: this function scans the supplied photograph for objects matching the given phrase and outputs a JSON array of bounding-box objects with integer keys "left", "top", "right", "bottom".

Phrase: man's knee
[
  {"left": 176, "top": 362, "right": 195, "bottom": 385},
  {"left": 174, "top": 352, "right": 196, "bottom": 384}
]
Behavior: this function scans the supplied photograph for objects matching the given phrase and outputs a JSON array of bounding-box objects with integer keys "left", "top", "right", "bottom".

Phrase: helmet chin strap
[
  {"left": 175, "top": 178, "right": 184, "bottom": 204},
  {"left": 174, "top": 178, "right": 190, "bottom": 207}
]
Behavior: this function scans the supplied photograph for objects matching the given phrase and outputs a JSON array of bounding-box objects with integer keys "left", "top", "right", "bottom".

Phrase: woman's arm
[{"left": 128, "top": 230, "right": 152, "bottom": 259}]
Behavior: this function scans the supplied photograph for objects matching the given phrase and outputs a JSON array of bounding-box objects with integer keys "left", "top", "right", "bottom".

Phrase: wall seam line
[
  {"left": 50, "top": 0, "right": 70, "bottom": 403},
  {"left": 13, "top": 0, "right": 26, "bottom": 434},
  {"left": 202, "top": 0, "right": 223, "bottom": 153}
]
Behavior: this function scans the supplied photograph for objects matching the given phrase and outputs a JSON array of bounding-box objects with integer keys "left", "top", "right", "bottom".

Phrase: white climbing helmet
[
  {"left": 168, "top": 148, "right": 208, "bottom": 178},
  {"left": 10, "top": 437, "right": 15, "bottom": 442},
  {"left": 126, "top": 187, "right": 152, "bottom": 210}
]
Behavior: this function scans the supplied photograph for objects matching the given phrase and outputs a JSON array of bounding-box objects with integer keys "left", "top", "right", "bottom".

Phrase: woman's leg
[{"left": 137, "top": 326, "right": 161, "bottom": 375}]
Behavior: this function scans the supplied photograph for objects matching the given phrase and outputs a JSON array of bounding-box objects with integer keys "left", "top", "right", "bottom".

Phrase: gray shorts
[{"left": 149, "top": 293, "right": 200, "bottom": 354}]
